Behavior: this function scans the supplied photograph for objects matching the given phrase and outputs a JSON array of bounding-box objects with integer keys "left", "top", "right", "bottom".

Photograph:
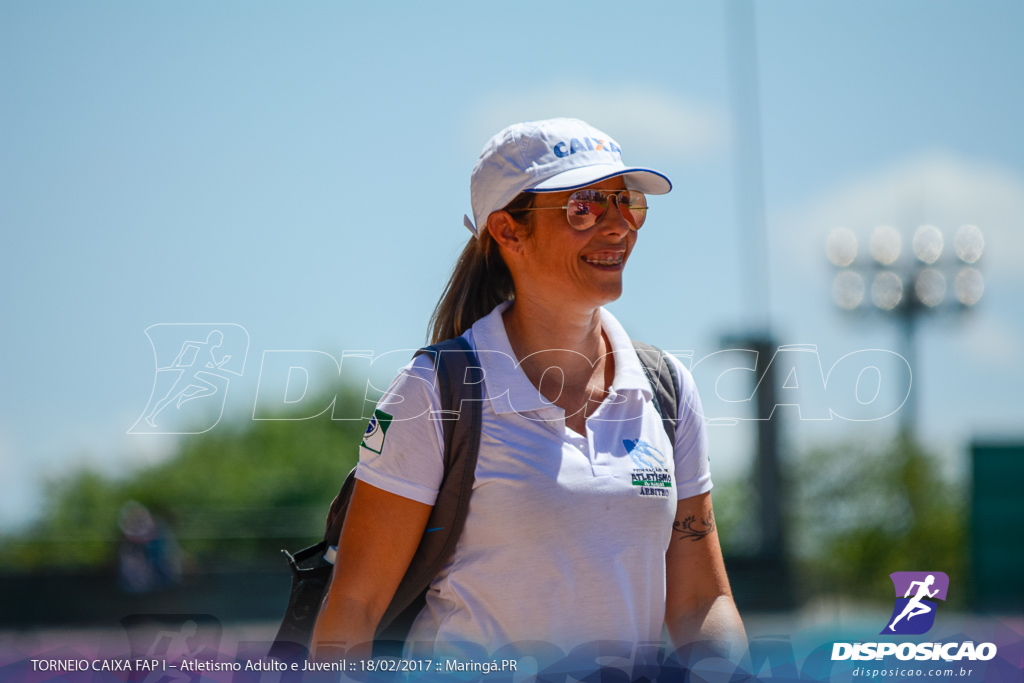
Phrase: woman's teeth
[{"left": 583, "top": 254, "right": 623, "bottom": 266}]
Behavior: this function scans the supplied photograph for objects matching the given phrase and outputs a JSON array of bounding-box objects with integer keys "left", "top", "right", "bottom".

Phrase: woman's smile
[{"left": 581, "top": 249, "right": 626, "bottom": 269}]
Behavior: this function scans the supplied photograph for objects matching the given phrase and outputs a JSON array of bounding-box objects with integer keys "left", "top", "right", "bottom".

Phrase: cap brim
[{"left": 527, "top": 164, "right": 672, "bottom": 195}]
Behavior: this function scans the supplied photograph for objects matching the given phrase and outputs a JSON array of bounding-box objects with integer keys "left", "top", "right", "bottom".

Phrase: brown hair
[{"left": 428, "top": 193, "right": 533, "bottom": 343}]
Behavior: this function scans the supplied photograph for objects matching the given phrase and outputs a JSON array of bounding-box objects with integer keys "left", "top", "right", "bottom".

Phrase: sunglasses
[{"left": 510, "top": 189, "right": 648, "bottom": 231}]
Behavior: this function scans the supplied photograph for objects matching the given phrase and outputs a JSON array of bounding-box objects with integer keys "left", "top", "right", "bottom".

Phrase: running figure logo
[
  {"left": 120, "top": 613, "right": 221, "bottom": 683},
  {"left": 129, "top": 324, "right": 249, "bottom": 434},
  {"left": 882, "top": 571, "right": 950, "bottom": 635}
]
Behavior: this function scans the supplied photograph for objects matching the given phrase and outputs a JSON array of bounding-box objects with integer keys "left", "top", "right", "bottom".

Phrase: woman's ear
[{"left": 486, "top": 210, "right": 528, "bottom": 256}]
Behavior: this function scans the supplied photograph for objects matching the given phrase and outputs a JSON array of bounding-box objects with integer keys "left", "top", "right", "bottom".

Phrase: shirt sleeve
[
  {"left": 354, "top": 352, "right": 445, "bottom": 506},
  {"left": 667, "top": 353, "right": 713, "bottom": 500}
]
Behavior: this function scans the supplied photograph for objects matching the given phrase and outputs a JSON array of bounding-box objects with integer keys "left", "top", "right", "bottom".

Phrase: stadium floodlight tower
[{"left": 827, "top": 223, "right": 985, "bottom": 438}]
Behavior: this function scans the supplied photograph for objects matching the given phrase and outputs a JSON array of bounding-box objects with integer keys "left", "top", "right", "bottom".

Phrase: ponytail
[{"left": 428, "top": 194, "right": 532, "bottom": 343}]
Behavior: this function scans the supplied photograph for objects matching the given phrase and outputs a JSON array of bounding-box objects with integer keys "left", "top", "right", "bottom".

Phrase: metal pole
[
  {"left": 753, "top": 339, "right": 784, "bottom": 558},
  {"left": 897, "top": 303, "right": 917, "bottom": 440},
  {"left": 727, "top": 0, "right": 771, "bottom": 332}
]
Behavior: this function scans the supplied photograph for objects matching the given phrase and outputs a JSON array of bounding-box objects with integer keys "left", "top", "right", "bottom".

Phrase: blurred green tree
[{"left": 791, "top": 435, "right": 966, "bottom": 607}]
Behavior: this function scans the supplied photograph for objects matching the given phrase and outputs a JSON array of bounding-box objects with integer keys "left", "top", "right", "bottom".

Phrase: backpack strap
[
  {"left": 272, "top": 337, "right": 482, "bottom": 657},
  {"left": 632, "top": 341, "right": 679, "bottom": 448},
  {"left": 375, "top": 335, "right": 482, "bottom": 639}
]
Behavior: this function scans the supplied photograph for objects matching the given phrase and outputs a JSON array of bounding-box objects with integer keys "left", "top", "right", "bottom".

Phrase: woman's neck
[
  {"left": 501, "top": 293, "right": 605, "bottom": 363},
  {"left": 500, "top": 293, "right": 615, "bottom": 434}
]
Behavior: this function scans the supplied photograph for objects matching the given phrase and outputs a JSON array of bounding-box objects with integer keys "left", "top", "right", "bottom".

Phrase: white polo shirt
[{"left": 355, "top": 301, "right": 712, "bottom": 656}]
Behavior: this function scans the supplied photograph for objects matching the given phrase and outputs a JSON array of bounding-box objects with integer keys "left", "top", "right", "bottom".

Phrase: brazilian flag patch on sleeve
[{"left": 360, "top": 408, "right": 394, "bottom": 454}]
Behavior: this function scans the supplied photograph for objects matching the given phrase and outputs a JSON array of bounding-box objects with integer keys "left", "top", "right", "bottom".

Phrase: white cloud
[
  {"left": 776, "top": 151, "right": 1024, "bottom": 280},
  {"left": 465, "top": 85, "right": 726, "bottom": 163}
]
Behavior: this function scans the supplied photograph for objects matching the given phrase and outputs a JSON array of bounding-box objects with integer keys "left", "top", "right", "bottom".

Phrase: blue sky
[{"left": 1, "top": 1, "right": 1022, "bottom": 529}]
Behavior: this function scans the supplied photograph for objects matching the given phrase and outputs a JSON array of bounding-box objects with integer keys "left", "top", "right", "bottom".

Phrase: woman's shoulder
[
  {"left": 618, "top": 335, "right": 697, "bottom": 397},
  {"left": 626, "top": 343, "right": 702, "bottom": 428},
  {"left": 660, "top": 350, "right": 697, "bottom": 394}
]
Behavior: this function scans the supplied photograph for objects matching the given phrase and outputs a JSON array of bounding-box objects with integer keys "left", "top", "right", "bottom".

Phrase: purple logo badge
[{"left": 882, "top": 571, "right": 949, "bottom": 635}]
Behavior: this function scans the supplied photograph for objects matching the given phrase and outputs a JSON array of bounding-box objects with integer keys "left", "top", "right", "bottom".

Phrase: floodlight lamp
[
  {"left": 954, "top": 224, "right": 984, "bottom": 263},
  {"left": 870, "top": 225, "right": 901, "bottom": 265},
  {"left": 833, "top": 271, "right": 865, "bottom": 310},
  {"left": 827, "top": 228, "right": 858, "bottom": 267},
  {"left": 872, "top": 271, "right": 903, "bottom": 310},
  {"left": 915, "top": 268, "right": 946, "bottom": 308},
  {"left": 912, "top": 225, "right": 944, "bottom": 264},
  {"left": 955, "top": 267, "right": 984, "bottom": 306}
]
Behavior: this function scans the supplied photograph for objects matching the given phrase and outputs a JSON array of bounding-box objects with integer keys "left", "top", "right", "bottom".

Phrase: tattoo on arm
[{"left": 673, "top": 510, "right": 715, "bottom": 542}]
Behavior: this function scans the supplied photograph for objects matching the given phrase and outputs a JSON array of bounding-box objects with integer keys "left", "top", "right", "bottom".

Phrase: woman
[{"left": 311, "top": 118, "right": 745, "bottom": 665}]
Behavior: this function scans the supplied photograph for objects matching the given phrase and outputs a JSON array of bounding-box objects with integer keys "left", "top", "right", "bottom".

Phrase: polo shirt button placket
[{"left": 576, "top": 437, "right": 592, "bottom": 464}]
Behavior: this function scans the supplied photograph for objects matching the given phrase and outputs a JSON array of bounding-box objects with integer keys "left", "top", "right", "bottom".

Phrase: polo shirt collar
[
  {"left": 469, "top": 301, "right": 653, "bottom": 416},
  {"left": 599, "top": 306, "right": 655, "bottom": 401}
]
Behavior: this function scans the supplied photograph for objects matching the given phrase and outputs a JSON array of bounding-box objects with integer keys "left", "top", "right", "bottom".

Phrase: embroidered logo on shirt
[
  {"left": 360, "top": 408, "right": 394, "bottom": 454},
  {"left": 623, "top": 439, "right": 667, "bottom": 468},
  {"left": 624, "top": 439, "right": 672, "bottom": 498}
]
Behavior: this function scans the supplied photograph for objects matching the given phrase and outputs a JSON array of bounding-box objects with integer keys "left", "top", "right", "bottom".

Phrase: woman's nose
[{"left": 597, "top": 194, "right": 632, "bottom": 235}]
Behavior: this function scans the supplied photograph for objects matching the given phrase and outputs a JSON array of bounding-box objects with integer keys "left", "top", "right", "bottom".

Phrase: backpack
[{"left": 269, "top": 337, "right": 679, "bottom": 659}]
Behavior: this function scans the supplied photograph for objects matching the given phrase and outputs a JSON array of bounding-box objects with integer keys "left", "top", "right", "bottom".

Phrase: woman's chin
[{"left": 580, "top": 280, "right": 624, "bottom": 308}]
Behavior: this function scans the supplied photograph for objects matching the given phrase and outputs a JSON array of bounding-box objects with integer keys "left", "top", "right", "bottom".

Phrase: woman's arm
[
  {"left": 310, "top": 479, "right": 433, "bottom": 660},
  {"left": 664, "top": 491, "right": 747, "bottom": 658}
]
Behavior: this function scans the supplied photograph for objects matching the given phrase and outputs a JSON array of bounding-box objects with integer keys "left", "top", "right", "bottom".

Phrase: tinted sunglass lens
[
  {"left": 566, "top": 190, "right": 606, "bottom": 230},
  {"left": 619, "top": 191, "right": 648, "bottom": 229}
]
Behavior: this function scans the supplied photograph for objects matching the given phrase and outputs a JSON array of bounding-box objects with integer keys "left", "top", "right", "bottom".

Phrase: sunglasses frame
[{"left": 508, "top": 189, "right": 648, "bottom": 231}]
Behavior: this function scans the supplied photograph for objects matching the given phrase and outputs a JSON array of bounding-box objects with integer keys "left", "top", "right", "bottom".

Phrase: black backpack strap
[
  {"left": 375, "top": 335, "right": 482, "bottom": 638},
  {"left": 632, "top": 341, "right": 679, "bottom": 448},
  {"left": 270, "top": 337, "right": 483, "bottom": 658}
]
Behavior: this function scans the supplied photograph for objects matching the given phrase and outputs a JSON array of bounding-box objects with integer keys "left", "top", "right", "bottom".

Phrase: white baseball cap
[{"left": 464, "top": 117, "right": 673, "bottom": 238}]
